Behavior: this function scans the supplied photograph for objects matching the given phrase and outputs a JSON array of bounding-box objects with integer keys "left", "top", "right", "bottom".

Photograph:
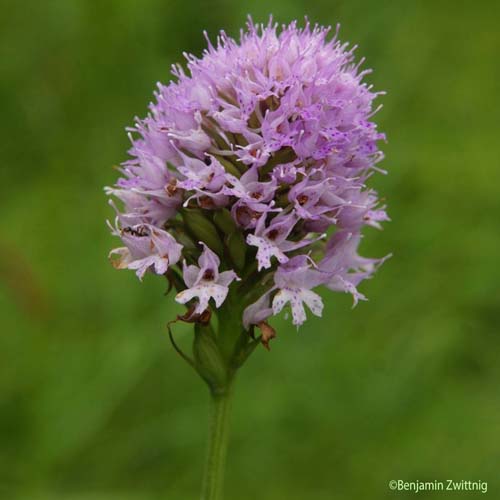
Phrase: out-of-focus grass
[{"left": 1, "top": 1, "right": 499, "bottom": 499}]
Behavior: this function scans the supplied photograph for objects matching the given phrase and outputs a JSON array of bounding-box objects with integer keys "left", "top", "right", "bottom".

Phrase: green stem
[{"left": 201, "top": 385, "right": 234, "bottom": 500}]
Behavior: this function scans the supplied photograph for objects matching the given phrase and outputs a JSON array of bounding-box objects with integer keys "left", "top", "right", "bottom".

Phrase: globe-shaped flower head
[{"left": 107, "top": 18, "right": 389, "bottom": 335}]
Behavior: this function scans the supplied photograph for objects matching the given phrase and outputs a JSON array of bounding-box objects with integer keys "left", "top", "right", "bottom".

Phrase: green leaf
[
  {"left": 193, "top": 325, "right": 228, "bottom": 391},
  {"left": 226, "top": 231, "right": 246, "bottom": 270},
  {"left": 181, "top": 209, "right": 224, "bottom": 256},
  {"left": 213, "top": 209, "right": 237, "bottom": 235}
]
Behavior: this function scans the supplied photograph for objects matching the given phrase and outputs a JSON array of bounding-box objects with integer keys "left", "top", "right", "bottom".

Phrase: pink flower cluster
[{"left": 107, "top": 18, "right": 389, "bottom": 327}]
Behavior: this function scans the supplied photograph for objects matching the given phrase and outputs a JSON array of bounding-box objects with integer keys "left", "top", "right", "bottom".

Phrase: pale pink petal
[{"left": 300, "top": 289, "right": 324, "bottom": 317}]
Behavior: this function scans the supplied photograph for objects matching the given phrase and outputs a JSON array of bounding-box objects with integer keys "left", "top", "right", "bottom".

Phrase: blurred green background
[{"left": 1, "top": 1, "right": 499, "bottom": 499}]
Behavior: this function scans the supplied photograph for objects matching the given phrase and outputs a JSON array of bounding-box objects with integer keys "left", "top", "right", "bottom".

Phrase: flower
[
  {"left": 246, "top": 213, "right": 296, "bottom": 270},
  {"left": 175, "top": 243, "right": 239, "bottom": 315},
  {"left": 107, "top": 17, "right": 389, "bottom": 329},
  {"left": 272, "top": 256, "right": 325, "bottom": 326},
  {"left": 242, "top": 291, "right": 274, "bottom": 330},
  {"left": 108, "top": 221, "right": 182, "bottom": 280},
  {"left": 319, "top": 231, "right": 390, "bottom": 306}
]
